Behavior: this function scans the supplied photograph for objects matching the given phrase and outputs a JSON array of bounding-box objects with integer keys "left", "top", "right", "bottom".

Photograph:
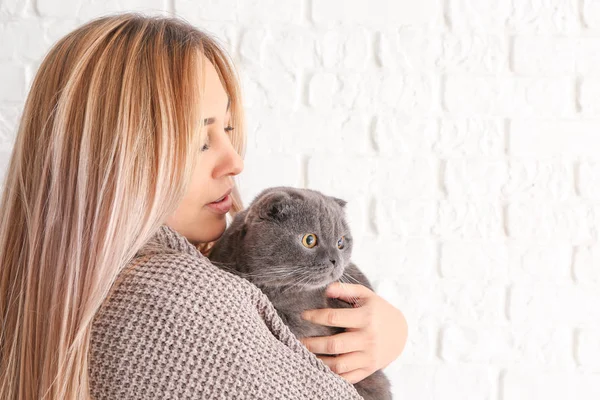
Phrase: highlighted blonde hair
[{"left": 0, "top": 12, "right": 246, "bottom": 399}]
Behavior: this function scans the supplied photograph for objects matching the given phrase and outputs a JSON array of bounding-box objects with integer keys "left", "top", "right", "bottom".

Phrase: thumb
[{"left": 325, "top": 281, "right": 374, "bottom": 305}]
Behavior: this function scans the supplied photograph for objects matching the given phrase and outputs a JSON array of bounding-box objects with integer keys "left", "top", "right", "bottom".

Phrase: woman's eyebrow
[{"left": 203, "top": 96, "right": 231, "bottom": 126}]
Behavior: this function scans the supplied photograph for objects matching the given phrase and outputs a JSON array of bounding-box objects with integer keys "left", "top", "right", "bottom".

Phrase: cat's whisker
[
  {"left": 343, "top": 274, "right": 362, "bottom": 285},
  {"left": 337, "top": 276, "right": 361, "bottom": 307}
]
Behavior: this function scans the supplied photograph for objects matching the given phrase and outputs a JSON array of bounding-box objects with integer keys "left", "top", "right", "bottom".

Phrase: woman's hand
[{"left": 298, "top": 281, "right": 408, "bottom": 384}]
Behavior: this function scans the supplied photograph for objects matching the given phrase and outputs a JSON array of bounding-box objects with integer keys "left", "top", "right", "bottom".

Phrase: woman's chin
[{"left": 202, "top": 218, "right": 227, "bottom": 242}]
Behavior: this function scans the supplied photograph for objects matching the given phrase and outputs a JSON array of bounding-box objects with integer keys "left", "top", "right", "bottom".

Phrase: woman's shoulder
[{"left": 95, "top": 248, "right": 262, "bottom": 325}]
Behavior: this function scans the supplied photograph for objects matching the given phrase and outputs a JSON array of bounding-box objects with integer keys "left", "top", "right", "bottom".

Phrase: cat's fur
[{"left": 208, "top": 186, "right": 392, "bottom": 400}]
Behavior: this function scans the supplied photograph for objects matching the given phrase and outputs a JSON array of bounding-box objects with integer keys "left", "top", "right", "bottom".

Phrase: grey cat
[{"left": 208, "top": 186, "right": 393, "bottom": 400}]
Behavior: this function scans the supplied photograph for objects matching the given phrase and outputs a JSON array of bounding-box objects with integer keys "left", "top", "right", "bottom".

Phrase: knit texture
[{"left": 88, "top": 224, "right": 364, "bottom": 399}]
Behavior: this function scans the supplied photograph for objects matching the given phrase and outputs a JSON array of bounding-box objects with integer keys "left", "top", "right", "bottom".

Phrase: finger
[
  {"left": 326, "top": 282, "right": 374, "bottom": 306},
  {"left": 300, "top": 330, "right": 366, "bottom": 355},
  {"left": 301, "top": 306, "right": 367, "bottom": 329},
  {"left": 316, "top": 351, "right": 372, "bottom": 375},
  {"left": 340, "top": 368, "right": 371, "bottom": 384}
]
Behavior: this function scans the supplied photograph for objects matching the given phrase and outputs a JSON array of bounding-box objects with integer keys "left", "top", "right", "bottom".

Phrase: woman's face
[{"left": 166, "top": 56, "right": 244, "bottom": 245}]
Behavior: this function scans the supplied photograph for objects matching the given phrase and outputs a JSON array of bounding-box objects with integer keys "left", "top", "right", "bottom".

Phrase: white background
[{"left": 2, "top": 0, "right": 600, "bottom": 399}]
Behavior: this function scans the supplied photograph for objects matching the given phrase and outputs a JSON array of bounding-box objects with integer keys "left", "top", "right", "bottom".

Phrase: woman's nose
[{"left": 213, "top": 137, "right": 244, "bottom": 178}]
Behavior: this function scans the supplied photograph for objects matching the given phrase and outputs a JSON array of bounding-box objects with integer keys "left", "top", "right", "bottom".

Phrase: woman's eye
[{"left": 200, "top": 126, "right": 234, "bottom": 152}]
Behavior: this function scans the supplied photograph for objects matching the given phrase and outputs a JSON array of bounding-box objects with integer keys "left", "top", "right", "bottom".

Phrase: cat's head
[{"left": 237, "top": 186, "right": 353, "bottom": 291}]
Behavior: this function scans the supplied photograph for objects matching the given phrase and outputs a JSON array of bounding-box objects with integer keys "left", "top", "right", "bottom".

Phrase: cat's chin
[
  {"left": 299, "top": 267, "right": 346, "bottom": 291},
  {"left": 299, "top": 281, "right": 331, "bottom": 291}
]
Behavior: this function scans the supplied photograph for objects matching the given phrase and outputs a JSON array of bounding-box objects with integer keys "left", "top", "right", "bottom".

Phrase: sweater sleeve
[{"left": 88, "top": 252, "right": 364, "bottom": 400}]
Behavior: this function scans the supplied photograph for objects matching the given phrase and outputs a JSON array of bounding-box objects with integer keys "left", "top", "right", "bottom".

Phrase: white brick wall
[{"left": 2, "top": 0, "right": 600, "bottom": 398}]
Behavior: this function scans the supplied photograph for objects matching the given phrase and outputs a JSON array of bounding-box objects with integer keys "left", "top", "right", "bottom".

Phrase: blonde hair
[{"left": 0, "top": 12, "right": 246, "bottom": 399}]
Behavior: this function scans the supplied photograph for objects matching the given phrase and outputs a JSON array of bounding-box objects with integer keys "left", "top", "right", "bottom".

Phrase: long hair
[{"left": 0, "top": 12, "right": 246, "bottom": 399}]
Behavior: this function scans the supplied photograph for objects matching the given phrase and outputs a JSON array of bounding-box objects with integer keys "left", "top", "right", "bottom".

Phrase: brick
[
  {"left": 440, "top": 34, "right": 508, "bottom": 73},
  {"left": 508, "top": 242, "right": 572, "bottom": 282},
  {"left": 317, "top": 27, "right": 370, "bottom": 70},
  {"left": 506, "top": 201, "right": 594, "bottom": 243},
  {"left": 440, "top": 240, "right": 508, "bottom": 281},
  {"left": 373, "top": 115, "right": 437, "bottom": 155},
  {"left": 434, "top": 200, "right": 504, "bottom": 239},
  {"left": 432, "top": 366, "right": 496, "bottom": 400},
  {"left": 447, "top": 0, "right": 579, "bottom": 33},
  {"left": 176, "top": 0, "right": 236, "bottom": 22},
  {"left": 0, "top": 0, "right": 26, "bottom": 17},
  {"left": 504, "top": 160, "right": 575, "bottom": 201},
  {"left": 312, "top": 0, "right": 442, "bottom": 29},
  {"left": 247, "top": 108, "right": 373, "bottom": 155},
  {"left": 391, "top": 322, "right": 435, "bottom": 364},
  {"left": 583, "top": 0, "right": 600, "bottom": 29},
  {"left": 306, "top": 155, "right": 377, "bottom": 199},
  {"left": 576, "top": 328, "right": 600, "bottom": 369},
  {"left": 388, "top": 365, "right": 435, "bottom": 399},
  {"left": 376, "top": 29, "right": 441, "bottom": 71},
  {"left": 307, "top": 71, "right": 338, "bottom": 109},
  {"left": 509, "top": 284, "right": 600, "bottom": 324},
  {"left": 341, "top": 196, "right": 369, "bottom": 242},
  {"left": 441, "top": 324, "right": 573, "bottom": 366},
  {"left": 309, "top": 71, "right": 435, "bottom": 114},
  {"left": 0, "top": 19, "right": 47, "bottom": 62},
  {"left": 509, "top": 120, "right": 600, "bottom": 157},
  {"left": 395, "top": 281, "right": 505, "bottom": 324},
  {"left": 390, "top": 365, "right": 497, "bottom": 400},
  {"left": 0, "top": 106, "right": 20, "bottom": 148},
  {"left": 444, "top": 76, "right": 574, "bottom": 116},
  {"left": 0, "top": 64, "right": 25, "bottom": 102},
  {"left": 580, "top": 77, "right": 600, "bottom": 115},
  {"left": 444, "top": 158, "right": 507, "bottom": 198},
  {"left": 446, "top": 0, "right": 511, "bottom": 31},
  {"left": 573, "top": 246, "right": 600, "bottom": 284},
  {"left": 350, "top": 236, "right": 437, "bottom": 280},
  {"left": 239, "top": 28, "right": 267, "bottom": 67},
  {"left": 513, "top": 37, "right": 600, "bottom": 74},
  {"left": 578, "top": 161, "right": 600, "bottom": 200},
  {"left": 239, "top": 66, "right": 298, "bottom": 110},
  {"left": 375, "top": 157, "right": 438, "bottom": 199},
  {"left": 440, "top": 324, "right": 514, "bottom": 363},
  {"left": 263, "top": 28, "right": 316, "bottom": 70},
  {"left": 237, "top": 151, "right": 301, "bottom": 203},
  {"left": 507, "top": 0, "right": 580, "bottom": 33},
  {"left": 502, "top": 370, "right": 571, "bottom": 399},
  {"left": 572, "top": 373, "right": 600, "bottom": 400},
  {"left": 38, "top": 0, "right": 166, "bottom": 19},
  {"left": 178, "top": 0, "right": 303, "bottom": 23},
  {"left": 435, "top": 118, "right": 505, "bottom": 157},
  {"left": 374, "top": 198, "right": 437, "bottom": 237}
]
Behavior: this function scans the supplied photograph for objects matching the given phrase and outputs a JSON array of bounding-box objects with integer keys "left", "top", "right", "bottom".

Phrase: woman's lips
[
  {"left": 212, "top": 188, "right": 232, "bottom": 203},
  {"left": 205, "top": 193, "right": 232, "bottom": 214}
]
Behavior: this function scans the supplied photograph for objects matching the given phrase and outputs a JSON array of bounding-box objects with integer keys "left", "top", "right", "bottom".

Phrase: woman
[{"left": 0, "top": 13, "right": 408, "bottom": 399}]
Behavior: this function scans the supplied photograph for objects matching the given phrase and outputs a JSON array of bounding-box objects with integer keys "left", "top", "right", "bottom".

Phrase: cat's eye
[
  {"left": 302, "top": 234, "right": 317, "bottom": 248},
  {"left": 337, "top": 236, "right": 345, "bottom": 249}
]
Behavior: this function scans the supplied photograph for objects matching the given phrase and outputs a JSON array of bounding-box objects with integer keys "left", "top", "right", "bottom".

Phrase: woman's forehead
[{"left": 200, "top": 57, "right": 229, "bottom": 114}]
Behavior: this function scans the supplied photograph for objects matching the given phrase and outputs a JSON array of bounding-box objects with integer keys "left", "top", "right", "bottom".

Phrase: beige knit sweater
[{"left": 88, "top": 224, "right": 364, "bottom": 399}]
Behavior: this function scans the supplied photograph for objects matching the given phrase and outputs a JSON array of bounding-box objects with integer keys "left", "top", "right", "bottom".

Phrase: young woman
[{"left": 0, "top": 13, "right": 408, "bottom": 399}]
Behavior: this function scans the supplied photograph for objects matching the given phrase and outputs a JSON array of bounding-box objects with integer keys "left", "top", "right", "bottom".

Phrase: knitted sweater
[{"left": 88, "top": 224, "right": 364, "bottom": 399}]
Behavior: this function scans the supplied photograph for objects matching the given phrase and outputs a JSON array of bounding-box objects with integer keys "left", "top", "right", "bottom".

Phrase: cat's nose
[{"left": 330, "top": 259, "right": 336, "bottom": 266}]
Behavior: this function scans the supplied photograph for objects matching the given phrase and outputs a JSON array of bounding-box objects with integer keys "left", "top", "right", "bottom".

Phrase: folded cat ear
[
  {"left": 330, "top": 196, "right": 347, "bottom": 208},
  {"left": 246, "top": 190, "right": 293, "bottom": 223}
]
